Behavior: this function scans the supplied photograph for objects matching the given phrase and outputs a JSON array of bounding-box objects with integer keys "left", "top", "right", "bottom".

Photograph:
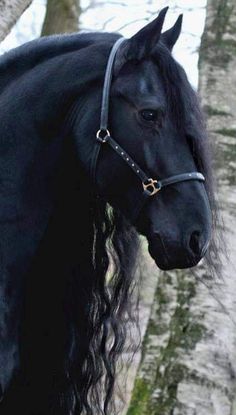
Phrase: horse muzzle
[{"left": 147, "top": 229, "right": 210, "bottom": 270}]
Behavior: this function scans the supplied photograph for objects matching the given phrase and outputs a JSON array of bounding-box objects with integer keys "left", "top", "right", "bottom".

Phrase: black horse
[{"left": 0, "top": 7, "right": 215, "bottom": 415}]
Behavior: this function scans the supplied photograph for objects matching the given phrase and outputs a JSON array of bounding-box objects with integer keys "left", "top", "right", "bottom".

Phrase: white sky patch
[{"left": 0, "top": 0, "right": 206, "bottom": 88}]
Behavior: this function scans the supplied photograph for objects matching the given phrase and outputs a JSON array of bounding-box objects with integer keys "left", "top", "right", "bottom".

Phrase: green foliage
[
  {"left": 204, "top": 105, "right": 231, "bottom": 117},
  {"left": 127, "top": 379, "right": 151, "bottom": 415},
  {"left": 215, "top": 128, "right": 236, "bottom": 137}
]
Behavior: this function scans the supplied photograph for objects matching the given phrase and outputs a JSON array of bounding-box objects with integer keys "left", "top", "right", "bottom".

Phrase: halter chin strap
[{"left": 92, "top": 37, "right": 205, "bottom": 221}]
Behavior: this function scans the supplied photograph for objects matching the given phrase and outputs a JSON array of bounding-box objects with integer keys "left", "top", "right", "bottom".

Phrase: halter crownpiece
[{"left": 92, "top": 37, "right": 205, "bottom": 221}]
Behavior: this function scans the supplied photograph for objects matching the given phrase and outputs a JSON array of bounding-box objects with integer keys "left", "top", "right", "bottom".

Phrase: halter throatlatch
[{"left": 92, "top": 37, "right": 205, "bottom": 221}]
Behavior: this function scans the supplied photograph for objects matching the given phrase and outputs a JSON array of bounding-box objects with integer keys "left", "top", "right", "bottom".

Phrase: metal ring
[
  {"left": 96, "top": 129, "right": 110, "bottom": 143},
  {"left": 143, "top": 178, "right": 161, "bottom": 196}
]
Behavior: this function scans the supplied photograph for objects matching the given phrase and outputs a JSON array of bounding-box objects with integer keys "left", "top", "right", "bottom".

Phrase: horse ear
[
  {"left": 161, "top": 14, "right": 183, "bottom": 50},
  {"left": 126, "top": 7, "right": 169, "bottom": 60}
]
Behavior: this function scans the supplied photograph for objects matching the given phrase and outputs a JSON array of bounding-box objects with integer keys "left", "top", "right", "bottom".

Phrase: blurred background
[
  {"left": 0, "top": 0, "right": 207, "bottom": 86},
  {"left": 0, "top": 1, "right": 235, "bottom": 414}
]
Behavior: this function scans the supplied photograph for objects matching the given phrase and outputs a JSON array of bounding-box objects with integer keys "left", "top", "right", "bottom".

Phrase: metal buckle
[
  {"left": 143, "top": 178, "right": 161, "bottom": 196},
  {"left": 96, "top": 129, "right": 110, "bottom": 143}
]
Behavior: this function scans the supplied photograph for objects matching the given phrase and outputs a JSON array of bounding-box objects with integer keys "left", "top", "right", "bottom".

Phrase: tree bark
[
  {"left": 41, "top": 0, "right": 81, "bottom": 36},
  {"left": 0, "top": 0, "right": 33, "bottom": 42},
  {"left": 125, "top": 2, "right": 236, "bottom": 415},
  {"left": 198, "top": 1, "right": 236, "bottom": 411}
]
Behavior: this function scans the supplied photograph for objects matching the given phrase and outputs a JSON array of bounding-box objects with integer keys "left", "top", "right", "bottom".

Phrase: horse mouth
[{"left": 147, "top": 237, "right": 203, "bottom": 271}]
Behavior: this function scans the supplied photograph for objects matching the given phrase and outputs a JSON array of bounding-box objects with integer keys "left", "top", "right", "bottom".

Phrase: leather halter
[{"left": 92, "top": 37, "right": 205, "bottom": 222}]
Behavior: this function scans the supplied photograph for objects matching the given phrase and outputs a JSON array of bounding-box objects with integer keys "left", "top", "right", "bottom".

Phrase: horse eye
[{"left": 140, "top": 109, "right": 158, "bottom": 122}]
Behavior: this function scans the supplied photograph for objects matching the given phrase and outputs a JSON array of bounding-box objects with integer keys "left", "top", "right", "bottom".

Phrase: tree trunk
[
  {"left": 0, "top": 0, "right": 33, "bottom": 42},
  {"left": 198, "top": 1, "right": 236, "bottom": 411},
  {"left": 125, "top": 2, "right": 236, "bottom": 415},
  {"left": 41, "top": 0, "right": 81, "bottom": 36}
]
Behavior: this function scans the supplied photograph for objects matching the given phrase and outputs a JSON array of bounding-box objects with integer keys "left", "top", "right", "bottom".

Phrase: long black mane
[{"left": 0, "top": 32, "right": 217, "bottom": 414}]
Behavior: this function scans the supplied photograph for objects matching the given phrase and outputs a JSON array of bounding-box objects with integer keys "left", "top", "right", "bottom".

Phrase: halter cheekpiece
[{"left": 92, "top": 37, "right": 205, "bottom": 221}]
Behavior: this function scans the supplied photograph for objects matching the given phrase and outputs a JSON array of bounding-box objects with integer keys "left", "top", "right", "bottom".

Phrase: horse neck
[
  {"left": 0, "top": 32, "right": 117, "bottom": 93},
  {"left": 0, "top": 36, "right": 112, "bottom": 283},
  {"left": 0, "top": 39, "right": 111, "bottom": 222},
  {"left": 0, "top": 39, "right": 112, "bottom": 413},
  {"left": 0, "top": 110, "right": 99, "bottom": 414}
]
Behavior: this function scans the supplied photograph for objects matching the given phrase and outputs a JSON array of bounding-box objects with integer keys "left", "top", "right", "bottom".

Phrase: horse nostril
[{"left": 189, "top": 230, "right": 201, "bottom": 257}]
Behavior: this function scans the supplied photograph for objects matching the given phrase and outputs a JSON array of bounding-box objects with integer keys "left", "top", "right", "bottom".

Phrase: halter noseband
[{"left": 92, "top": 37, "right": 205, "bottom": 222}]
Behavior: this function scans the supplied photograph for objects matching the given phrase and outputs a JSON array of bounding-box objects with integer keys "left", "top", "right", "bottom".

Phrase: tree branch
[{"left": 0, "top": 0, "right": 33, "bottom": 42}]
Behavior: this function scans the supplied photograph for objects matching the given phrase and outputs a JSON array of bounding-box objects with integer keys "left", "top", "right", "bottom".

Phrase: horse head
[{"left": 76, "top": 7, "right": 212, "bottom": 271}]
